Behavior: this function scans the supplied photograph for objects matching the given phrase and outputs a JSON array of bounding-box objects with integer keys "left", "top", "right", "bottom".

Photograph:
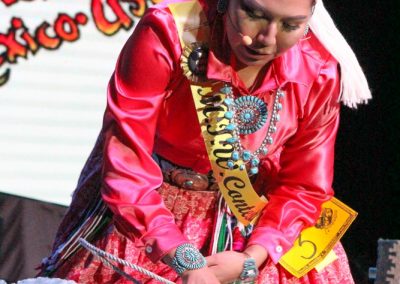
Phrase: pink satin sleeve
[
  {"left": 100, "top": 8, "right": 188, "bottom": 262},
  {"left": 247, "top": 57, "right": 341, "bottom": 263}
]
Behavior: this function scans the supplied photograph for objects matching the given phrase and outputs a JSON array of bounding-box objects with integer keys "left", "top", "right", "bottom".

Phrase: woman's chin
[
  {"left": 237, "top": 54, "right": 274, "bottom": 67},
  {"left": 233, "top": 47, "right": 275, "bottom": 67}
]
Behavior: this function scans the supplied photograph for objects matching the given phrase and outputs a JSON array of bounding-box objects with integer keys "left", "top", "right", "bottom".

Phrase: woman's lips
[{"left": 244, "top": 45, "right": 274, "bottom": 57}]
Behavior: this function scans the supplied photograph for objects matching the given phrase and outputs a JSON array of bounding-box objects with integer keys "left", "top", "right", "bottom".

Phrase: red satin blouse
[{"left": 100, "top": 1, "right": 341, "bottom": 264}]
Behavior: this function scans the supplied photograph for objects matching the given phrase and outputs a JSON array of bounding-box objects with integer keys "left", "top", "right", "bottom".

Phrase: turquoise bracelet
[
  {"left": 171, "top": 243, "right": 206, "bottom": 275},
  {"left": 233, "top": 256, "right": 258, "bottom": 284}
]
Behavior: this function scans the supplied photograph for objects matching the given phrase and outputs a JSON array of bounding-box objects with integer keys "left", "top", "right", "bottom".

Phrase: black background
[{"left": 325, "top": 1, "right": 400, "bottom": 283}]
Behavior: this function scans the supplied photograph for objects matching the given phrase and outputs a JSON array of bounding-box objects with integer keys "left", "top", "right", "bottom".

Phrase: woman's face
[{"left": 225, "top": 0, "right": 314, "bottom": 67}]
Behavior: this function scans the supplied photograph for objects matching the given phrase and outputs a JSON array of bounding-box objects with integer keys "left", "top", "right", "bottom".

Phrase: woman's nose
[{"left": 256, "top": 22, "right": 278, "bottom": 47}]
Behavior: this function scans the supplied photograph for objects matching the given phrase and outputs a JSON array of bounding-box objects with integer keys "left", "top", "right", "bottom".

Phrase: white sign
[{"left": 0, "top": 0, "right": 155, "bottom": 205}]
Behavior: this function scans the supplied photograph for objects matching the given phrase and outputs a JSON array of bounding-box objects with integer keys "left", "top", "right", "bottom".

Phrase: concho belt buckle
[{"left": 170, "top": 169, "right": 210, "bottom": 191}]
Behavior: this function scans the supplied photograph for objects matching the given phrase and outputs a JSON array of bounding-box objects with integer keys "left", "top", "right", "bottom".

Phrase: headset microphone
[
  {"left": 226, "top": 8, "right": 253, "bottom": 46},
  {"left": 241, "top": 34, "right": 253, "bottom": 46}
]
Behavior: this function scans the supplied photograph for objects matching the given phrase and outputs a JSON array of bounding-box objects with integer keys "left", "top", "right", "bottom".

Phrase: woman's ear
[
  {"left": 217, "top": 0, "right": 229, "bottom": 14},
  {"left": 311, "top": 0, "right": 316, "bottom": 15}
]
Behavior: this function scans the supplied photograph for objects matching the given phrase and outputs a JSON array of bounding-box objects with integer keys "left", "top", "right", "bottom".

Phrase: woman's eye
[
  {"left": 282, "top": 22, "right": 300, "bottom": 32},
  {"left": 240, "top": 2, "right": 265, "bottom": 19},
  {"left": 246, "top": 9, "right": 264, "bottom": 19}
]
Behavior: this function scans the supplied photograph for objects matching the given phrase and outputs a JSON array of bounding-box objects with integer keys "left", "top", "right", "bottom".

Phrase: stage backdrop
[{"left": 0, "top": 0, "right": 159, "bottom": 205}]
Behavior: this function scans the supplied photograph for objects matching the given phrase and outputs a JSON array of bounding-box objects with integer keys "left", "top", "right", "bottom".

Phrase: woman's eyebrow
[
  {"left": 242, "top": 0, "right": 264, "bottom": 12},
  {"left": 243, "top": 0, "right": 308, "bottom": 21},
  {"left": 282, "top": 15, "right": 308, "bottom": 21}
]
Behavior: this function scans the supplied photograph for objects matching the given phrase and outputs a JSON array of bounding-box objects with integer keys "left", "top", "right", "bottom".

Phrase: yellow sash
[
  {"left": 190, "top": 82, "right": 268, "bottom": 225},
  {"left": 169, "top": 1, "right": 267, "bottom": 226},
  {"left": 168, "top": 0, "right": 357, "bottom": 277}
]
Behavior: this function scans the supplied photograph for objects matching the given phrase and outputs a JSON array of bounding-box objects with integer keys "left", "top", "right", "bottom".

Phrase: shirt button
[
  {"left": 145, "top": 245, "right": 153, "bottom": 254},
  {"left": 275, "top": 245, "right": 283, "bottom": 253}
]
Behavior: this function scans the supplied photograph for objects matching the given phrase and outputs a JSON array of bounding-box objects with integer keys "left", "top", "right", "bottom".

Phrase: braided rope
[
  {"left": 97, "top": 254, "right": 141, "bottom": 284},
  {"left": 79, "top": 238, "right": 174, "bottom": 284}
]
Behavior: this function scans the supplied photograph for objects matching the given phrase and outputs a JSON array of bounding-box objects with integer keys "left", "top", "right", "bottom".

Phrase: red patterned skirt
[{"left": 52, "top": 182, "right": 354, "bottom": 284}]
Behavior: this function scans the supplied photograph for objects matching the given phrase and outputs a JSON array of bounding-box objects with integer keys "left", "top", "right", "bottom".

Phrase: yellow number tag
[{"left": 279, "top": 197, "right": 357, "bottom": 278}]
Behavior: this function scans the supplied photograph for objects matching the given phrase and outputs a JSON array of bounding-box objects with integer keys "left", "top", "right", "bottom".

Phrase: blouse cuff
[
  {"left": 247, "top": 225, "right": 301, "bottom": 264},
  {"left": 140, "top": 225, "right": 189, "bottom": 263}
]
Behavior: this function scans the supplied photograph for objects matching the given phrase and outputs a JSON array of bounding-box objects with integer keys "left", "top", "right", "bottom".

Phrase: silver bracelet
[{"left": 233, "top": 253, "right": 259, "bottom": 284}]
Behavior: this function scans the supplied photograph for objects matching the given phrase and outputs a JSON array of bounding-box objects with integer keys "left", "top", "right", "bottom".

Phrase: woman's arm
[
  {"left": 100, "top": 7, "right": 189, "bottom": 263},
  {"left": 246, "top": 55, "right": 342, "bottom": 264},
  {"left": 205, "top": 55, "right": 341, "bottom": 283},
  {"left": 100, "top": 7, "right": 221, "bottom": 283}
]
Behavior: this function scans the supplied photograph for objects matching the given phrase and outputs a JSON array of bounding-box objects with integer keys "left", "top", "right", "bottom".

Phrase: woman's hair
[{"left": 309, "top": 0, "right": 372, "bottom": 108}]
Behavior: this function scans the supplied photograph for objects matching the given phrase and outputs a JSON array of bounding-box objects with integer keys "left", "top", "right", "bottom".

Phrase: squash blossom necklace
[
  {"left": 181, "top": 42, "right": 284, "bottom": 176},
  {"left": 220, "top": 84, "right": 284, "bottom": 176}
]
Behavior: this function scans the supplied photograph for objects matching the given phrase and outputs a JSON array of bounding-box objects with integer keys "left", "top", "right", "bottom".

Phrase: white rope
[
  {"left": 79, "top": 238, "right": 174, "bottom": 284},
  {"left": 225, "top": 207, "right": 233, "bottom": 251},
  {"left": 97, "top": 255, "right": 142, "bottom": 284},
  {"left": 211, "top": 195, "right": 225, "bottom": 255}
]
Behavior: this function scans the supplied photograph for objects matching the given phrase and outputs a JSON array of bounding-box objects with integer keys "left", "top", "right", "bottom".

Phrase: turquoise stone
[
  {"left": 226, "top": 137, "right": 238, "bottom": 144},
  {"left": 242, "top": 151, "right": 251, "bottom": 161},
  {"left": 232, "top": 151, "right": 240, "bottom": 161},
  {"left": 227, "top": 160, "right": 235, "bottom": 169},
  {"left": 221, "top": 86, "right": 232, "bottom": 94},
  {"left": 224, "top": 111, "right": 234, "bottom": 119},
  {"left": 239, "top": 164, "right": 246, "bottom": 171},
  {"left": 261, "top": 148, "right": 268, "bottom": 155},
  {"left": 224, "top": 98, "right": 233, "bottom": 105},
  {"left": 225, "top": 123, "right": 235, "bottom": 131},
  {"left": 250, "top": 167, "right": 259, "bottom": 175},
  {"left": 251, "top": 158, "right": 260, "bottom": 167}
]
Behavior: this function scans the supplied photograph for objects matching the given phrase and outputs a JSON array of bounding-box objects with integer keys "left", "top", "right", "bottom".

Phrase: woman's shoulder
[
  {"left": 274, "top": 32, "right": 340, "bottom": 117},
  {"left": 298, "top": 33, "right": 341, "bottom": 116},
  {"left": 138, "top": 1, "right": 175, "bottom": 25},
  {"left": 276, "top": 31, "right": 339, "bottom": 90},
  {"left": 136, "top": 0, "right": 209, "bottom": 49},
  {"left": 298, "top": 31, "right": 339, "bottom": 79},
  {"left": 122, "top": 1, "right": 187, "bottom": 69},
  {"left": 144, "top": 0, "right": 209, "bottom": 18},
  {"left": 300, "top": 32, "right": 336, "bottom": 64}
]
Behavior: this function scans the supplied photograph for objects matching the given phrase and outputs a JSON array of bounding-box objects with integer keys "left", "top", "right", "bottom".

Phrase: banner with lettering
[{"left": 0, "top": 0, "right": 157, "bottom": 205}]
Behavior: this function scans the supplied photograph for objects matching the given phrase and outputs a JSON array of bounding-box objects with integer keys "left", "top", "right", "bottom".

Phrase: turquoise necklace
[{"left": 220, "top": 84, "right": 284, "bottom": 175}]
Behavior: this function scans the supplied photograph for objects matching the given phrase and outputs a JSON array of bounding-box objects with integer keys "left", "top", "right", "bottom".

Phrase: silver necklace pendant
[
  {"left": 234, "top": 96, "right": 268, "bottom": 135},
  {"left": 221, "top": 84, "right": 285, "bottom": 176}
]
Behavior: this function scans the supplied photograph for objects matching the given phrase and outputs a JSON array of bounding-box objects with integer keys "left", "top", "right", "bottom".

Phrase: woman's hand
[
  {"left": 206, "top": 245, "right": 269, "bottom": 283},
  {"left": 206, "top": 251, "right": 247, "bottom": 283},
  {"left": 163, "top": 246, "right": 220, "bottom": 284},
  {"left": 180, "top": 267, "right": 221, "bottom": 284}
]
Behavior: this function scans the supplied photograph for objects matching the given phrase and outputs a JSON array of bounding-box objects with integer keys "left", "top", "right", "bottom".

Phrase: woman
[{"left": 40, "top": 0, "right": 371, "bottom": 283}]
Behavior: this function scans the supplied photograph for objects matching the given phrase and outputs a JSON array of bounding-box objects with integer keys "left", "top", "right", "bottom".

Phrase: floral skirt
[{"left": 52, "top": 182, "right": 354, "bottom": 284}]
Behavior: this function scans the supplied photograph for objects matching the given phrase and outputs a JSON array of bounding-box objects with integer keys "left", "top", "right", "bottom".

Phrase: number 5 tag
[{"left": 279, "top": 197, "right": 357, "bottom": 278}]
